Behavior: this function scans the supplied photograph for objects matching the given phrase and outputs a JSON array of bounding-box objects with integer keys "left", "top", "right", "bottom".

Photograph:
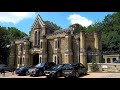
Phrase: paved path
[{"left": 1, "top": 72, "right": 120, "bottom": 78}]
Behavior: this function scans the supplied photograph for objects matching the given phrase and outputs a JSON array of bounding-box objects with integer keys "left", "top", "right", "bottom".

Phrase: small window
[
  {"left": 102, "top": 59, "right": 105, "bottom": 63},
  {"left": 113, "top": 58, "right": 116, "bottom": 62},
  {"left": 107, "top": 58, "right": 110, "bottom": 63}
]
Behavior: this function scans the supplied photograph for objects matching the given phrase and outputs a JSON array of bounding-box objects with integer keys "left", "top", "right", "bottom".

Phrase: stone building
[
  {"left": 102, "top": 51, "right": 120, "bottom": 63},
  {"left": 9, "top": 15, "right": 102, "bottom": 68}
]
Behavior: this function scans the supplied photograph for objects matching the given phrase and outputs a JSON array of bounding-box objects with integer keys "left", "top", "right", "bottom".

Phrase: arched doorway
[
  {"left": 87, "top": 46, "right": 93, "bottom": 63},
  {"left": 33, "top": 54, "right": 39, "bottom": 65}
]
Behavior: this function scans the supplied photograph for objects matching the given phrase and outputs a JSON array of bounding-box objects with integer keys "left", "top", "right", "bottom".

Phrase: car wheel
[
  {"left": 26, "top": 71, "right": 29, "bottom": 76},
  {"left": 75, "top": 72, "right": 79, "bottom": 78},
  {"left": 39, "top": 71, "right": 43, "bottom": 76},
  {"left": 56, "top": 72, "right": 60, "bottom": 77}
]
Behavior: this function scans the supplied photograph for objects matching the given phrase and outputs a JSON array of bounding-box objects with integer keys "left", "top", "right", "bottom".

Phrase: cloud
[
  {"left": 67, "top": 14, "right": 92, "bottom": 27},
  {"left": 0, "top": 12, "right": 36, "bottom": 24}
]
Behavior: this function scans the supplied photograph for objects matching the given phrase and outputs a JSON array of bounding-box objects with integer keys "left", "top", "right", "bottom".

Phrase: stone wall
[{"left": 88, "top": 63, "right": 120, "bottom": 72}]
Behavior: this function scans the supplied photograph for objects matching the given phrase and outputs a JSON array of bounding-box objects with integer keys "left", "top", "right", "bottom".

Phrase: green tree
[{"left": 0, "top": 26, "right": 27, "bottom": 64}]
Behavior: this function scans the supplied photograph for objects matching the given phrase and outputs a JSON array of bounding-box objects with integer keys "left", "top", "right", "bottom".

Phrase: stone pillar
[
  {"left": 94, "top": 31, "right": 101, "bottom": 63},
  {"left": 80, "top": 30, "right": 87, "bottom": 67},
  {"left": 23, "top": 41, "right": 30, "bottom": 66},
  {"left": 39, "top": 36, "right": 47, "bottom": 62},
  {"left": 110, "top": 58, "right": 113, "bottom": 63},
  {"left": 105, "top": 58, "right": 107, "bottom": 63},
  {"left": 64, "top": 33, "right": 73, "bottom": 64},
  {"left": 9, "top": 42, "right": 16, "bottom": 66}
]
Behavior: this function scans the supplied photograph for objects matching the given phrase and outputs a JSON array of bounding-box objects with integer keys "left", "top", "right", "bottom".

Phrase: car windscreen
[
  {"left": 19, "top": 67, "right": 26, "bottom": 70},
  {"left": 35, "top": 63, "right": 45, "bottom": 67},
  {"left": 51, "top": 65, "right": 63, "bottom": 70},
  {"left": 62, "top": 64, "right": 74, "bottom": 70}
]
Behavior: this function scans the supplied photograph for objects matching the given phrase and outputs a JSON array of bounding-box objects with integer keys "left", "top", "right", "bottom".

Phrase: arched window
[{"left": 35, "top": 31, "right": 37, "bottom": 45}]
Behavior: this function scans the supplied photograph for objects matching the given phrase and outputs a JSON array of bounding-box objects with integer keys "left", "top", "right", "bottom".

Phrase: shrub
[{"left": 90, "top": 58, "right": 99, "bottom": 72}]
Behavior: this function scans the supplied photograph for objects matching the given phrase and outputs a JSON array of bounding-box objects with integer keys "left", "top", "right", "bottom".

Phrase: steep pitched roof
[{"left": 31, "top": 15, "right": 45, "bottom": 30}]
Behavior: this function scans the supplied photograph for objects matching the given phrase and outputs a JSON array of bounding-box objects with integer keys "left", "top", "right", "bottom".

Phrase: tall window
[
  {"left": 40, "top": 42, "right": 43, "bottom": 48},
  {"left": 35, "top": 31, "right": 37, "bottom": 45},
  {"left": 20, "top": 58, "right": 22, "bottom": 65},
  {"left": 22, "top": 58, "right": 24, "bottom": 65},
  {"left": 58, "top": 56, "right": 59, "bottom": 64},
  {"left": 58, "top": 40, "right": 60, "bottom": 49},
  {"left": 55, "top": 41, "right": 57, "bottom": 49},
  {"left": 55, "top": 56, "right": 57, "bottom": 64},
  {"left": 39, "top": 57, "right": 42, "bottom": 63},
  {"left": 38, "top": 31, "right": 40, "bottom": 45}
]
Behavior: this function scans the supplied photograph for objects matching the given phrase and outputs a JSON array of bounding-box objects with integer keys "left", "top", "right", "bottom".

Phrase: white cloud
[
  {"left": 0, "top": 12, "right": 36, "bottom": 24},
  {"left": 67, "top": 14, "right": 92, "bottom": 27}
]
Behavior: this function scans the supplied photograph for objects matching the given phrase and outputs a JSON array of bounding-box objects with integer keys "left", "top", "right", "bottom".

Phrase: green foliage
[
  {"left": 90, "top": 58, "right": 99, "bottom": 72},
  {"left": 0, "top": 26, "right": 27, "bottom": 64}
]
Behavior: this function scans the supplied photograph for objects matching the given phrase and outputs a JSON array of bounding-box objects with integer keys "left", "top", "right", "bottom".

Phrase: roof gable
[{"left": 31, "top": 15, "right": 45, "bottom": 30}]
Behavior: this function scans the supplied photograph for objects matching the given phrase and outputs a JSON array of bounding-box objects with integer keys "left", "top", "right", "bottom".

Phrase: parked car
[
  {"left": 44, "top": 64, "right": 65, "bottom": 78},
  {"left": 28, "top": 62, "right": 56, "bottom": 76},
  {"left": 62, "top": 63, "right": 87, "bottom": 78},
  {"left": 16, "top": 66, "right": 32, "bottom": 76},
  {"left": 0, "top": 64, "right": 16, "bottom": 73},
  {"left": 113, "top": 59, "right": 120, "bottom": 63}
]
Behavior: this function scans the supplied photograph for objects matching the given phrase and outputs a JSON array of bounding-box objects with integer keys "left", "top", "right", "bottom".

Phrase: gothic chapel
[{"left": 9, "top": 15, "right": 102, "bottom": 68}]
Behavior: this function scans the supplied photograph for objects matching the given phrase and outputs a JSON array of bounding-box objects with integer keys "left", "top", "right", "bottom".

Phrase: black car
[
  {"left": 62, "top": 63, "right": 87, "bottom": 78},
  {"left": 44, "top": 64, "right": 65, "bottom": 78},
  {"left": 15, "top": 66, "right": 32, "bottom": 76},
  {"left": 28, "top": 62, "right": 56, "bottom": 76},
  {"left": 0, "top": 64, "right": 16, "bottom": 73}
]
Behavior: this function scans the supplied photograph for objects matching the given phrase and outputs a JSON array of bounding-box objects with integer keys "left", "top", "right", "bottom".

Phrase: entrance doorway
[{"left": 33, "top": 54, "right": 39, "bottom": 65}]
